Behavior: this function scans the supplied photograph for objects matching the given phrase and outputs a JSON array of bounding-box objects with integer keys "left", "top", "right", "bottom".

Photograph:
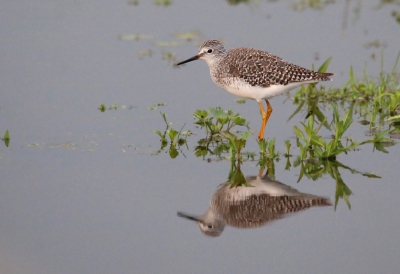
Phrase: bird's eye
[
  {"left": 207, "top": 49, "right": 213, "bottom": 53},
  {"left": 207, "top": 224, "right": 213, "bottom": 229}
]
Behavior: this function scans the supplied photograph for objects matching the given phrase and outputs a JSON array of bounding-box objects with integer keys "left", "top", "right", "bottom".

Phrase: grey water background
[{"left": 1, "top": 1, "right": 400, "bottom": 273}]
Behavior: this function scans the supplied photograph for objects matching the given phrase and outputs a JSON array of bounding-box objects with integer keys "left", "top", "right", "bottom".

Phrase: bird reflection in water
[{"left": 177, "top": 167, "right": 331, "bottom": 237}]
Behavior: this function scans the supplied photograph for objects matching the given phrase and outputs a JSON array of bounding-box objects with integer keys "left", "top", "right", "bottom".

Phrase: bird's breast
[{"left": 210, "top": 75, "right": 304, "bottom": 100}]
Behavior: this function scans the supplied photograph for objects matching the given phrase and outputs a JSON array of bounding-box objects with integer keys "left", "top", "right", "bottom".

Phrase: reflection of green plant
[
  {"left": 326, "top": 160, "right": 353, "bottom": 210},
  {"left": 369, "top": 129, "right": 396, "bottom": 153},
  {"left": 284, "top": 140, "right": 292, "bottom": 170},
  {"left": 227, "top": 159, "right": 248, "bottom": 188},
  {"left": 257, "top": 138, "right": 279, "bottom": 179},
  {"left": 294, "top": 157, "right": 380, "bottom": 210},
  {"left": 152, "top": 112, "right": 191, "bottom": 158}
]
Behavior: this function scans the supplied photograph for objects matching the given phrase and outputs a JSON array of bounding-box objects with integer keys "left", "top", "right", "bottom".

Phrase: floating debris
[
  {"left": 127, "top": 0, "right": 139, "bottom": 5},
  {"left": 173, "top": 30, "right": 201, "bottom": 42},
  {"left": 118, "top": 34, "right": 153, "bottom": 41},
  {"left": 234, "top": 98, "right": 246, "bottom": 104},
  {"left": 138, "top": 49, "right": 153, "bottom": 58},
  {"left": 154, "top": 0, "right": 172, "bottom": 6},
  {"left": 153, "top": 41, "right": 181, "bottom": 47}
]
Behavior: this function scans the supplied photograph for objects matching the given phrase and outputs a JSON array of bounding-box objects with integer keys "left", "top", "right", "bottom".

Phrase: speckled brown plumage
[
  {"left": 181, "top": 40, "right": 333, "bottom": 97},
  {"left": 216, "top": 47, "right": 333, "bottom": 88}
]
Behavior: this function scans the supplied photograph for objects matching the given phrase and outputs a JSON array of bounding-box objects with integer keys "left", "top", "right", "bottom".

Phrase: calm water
[{"left": 1, "top": 1, "right": 400, "bottom": 273}]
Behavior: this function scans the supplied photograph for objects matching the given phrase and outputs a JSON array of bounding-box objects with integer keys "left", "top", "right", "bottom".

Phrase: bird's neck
[{"left": 205, "top": 54, "right": 224, "bottom": 70}]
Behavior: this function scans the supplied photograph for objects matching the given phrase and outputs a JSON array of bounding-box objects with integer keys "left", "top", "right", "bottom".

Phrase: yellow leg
[{"left": 257, "top": 99, "right": 273, "bottom": 140}]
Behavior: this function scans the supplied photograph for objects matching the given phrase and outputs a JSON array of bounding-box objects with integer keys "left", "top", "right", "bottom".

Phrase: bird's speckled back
[{"left": 212, "top": 47, "right": 333, "bottom": 88}]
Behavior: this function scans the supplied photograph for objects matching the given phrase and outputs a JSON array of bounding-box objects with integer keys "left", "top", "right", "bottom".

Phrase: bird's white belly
[{"left": 218, "top": 80, "right": 317, "bottom": 100}]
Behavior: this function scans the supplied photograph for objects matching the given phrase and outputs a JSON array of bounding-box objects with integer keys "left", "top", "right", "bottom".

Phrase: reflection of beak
[
  {"left": 176, "top": 55, "right": 200, "bottom": 66},
  {"left": 177, "top": 212, "right": 203, "bottom": 224}
]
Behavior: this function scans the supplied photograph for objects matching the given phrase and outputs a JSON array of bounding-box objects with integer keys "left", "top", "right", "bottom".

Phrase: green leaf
[
  {"left": 240, "top": 131, "right": 252, "bottom": 140},
  {"left": 152, "top": 129, "right": 163, "bottom": 138},
  {"left": 217, "top": 116, "right": 229, "bottom": 126},
  {"left": 313, "top": 105, "right": 330, "bottom": 130},
  {"left": 233, "top": 116, "right": 246, "bottom": 126},
  {"left": 258, "top": 138, "right": 267, "bottom": 152},
  {"left": 194, "top": 109, "right": 208, "bottom": 119},
  {"left": 4, "top": 130, "right": 10, "bottom": 140},
  {"left": 288, "top": 101, "right": 305, "bottom": 121},
  {"left": 310, "top": 135, "right": 325, "bottom": 148},
  {"left": 374, "top": 143, "right": 389, "bottom": 153},
  {"left": 209, "top": 107, "right": 225, "bottom": 118},
  {"left": 194, "top": 146, "right": 208, "bottom": 157},
  {"left": 169, "top": 145, "right": 179, "bottom": 159},
  {"left": 167, "top": 129, "right": 178, "bottom": 141},
  {"left": 3, "top": 130, "right": 10, "bottom": 147},
  {"left": 177, "top": 138, "right": 186, "bottom": 146},
  {"left": 293, "top": 126, "right": 306, "bottom": 142},
  {"left": 160, "top": 112, "right": 168, "bottom": 125},
  {"left": 317, "top": 57, "right": 332, "bottom": 73},
  {"left": 334, "top": 170, "right": 353, "bottom": 210},
  {"left": 374, "top": 129, "right": 390, "bottom": 142},
  {"left": 364, "top": 173, "right": 382, "bottom": 179}
]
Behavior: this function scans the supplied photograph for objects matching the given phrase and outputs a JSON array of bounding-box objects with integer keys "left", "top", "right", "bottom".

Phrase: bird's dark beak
[
  {"left": 177, "top": 212, "right": 203, "bottom": 223},
  {"left": 176, "top": 55, "right": 200, "bottom": 66}
]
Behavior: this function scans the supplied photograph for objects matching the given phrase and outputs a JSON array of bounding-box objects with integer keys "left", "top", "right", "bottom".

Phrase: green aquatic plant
[
  {"left": 118, "top": 34, "right": 153, "bottom": 41},
  {"left": 257, "top": 138, "right": 278, "bottom": 159},
  {"left": 291, "top": 0, "right": 335, "bottom": 11},
  {"left": 148, "top": 102, "right": 166, "bottom": 110},
  {"left": 234, "top": 98, "right": 246, "bottom": 104},
  {"left": 284, "top": 139, "right": 291, "bottom": 157},
  {"left": 293, "top": 53, "right": 400, "bottom": 130},
  {"left": 3, "top": 130, "right": 10, "bottom": 147},
  {"left": 152, "top": 112, "right": 191, "bottom": 158},
  {"left": 368, "top": 129, "right": 396, "bottom": 153},
  {"left": 219, "top": 131, "right": 247, "bottom": 160},
  {"left": 257, "top": 138, "right": 279, "bottom": 179},
  {"left": 289, "top": 57, "right": 332, "bottom": 129},
  {"left": 293, "top": 103, "right": 395, "bottom": 161},
  {"left": 193, "top": 107, "right": 251, "bottom": 159},
  {"left": 98, "top": 104, "right": 136, "bottom": 111},
  {"left": 284, "top": 139, "right": 292, "bottom": 170}
]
